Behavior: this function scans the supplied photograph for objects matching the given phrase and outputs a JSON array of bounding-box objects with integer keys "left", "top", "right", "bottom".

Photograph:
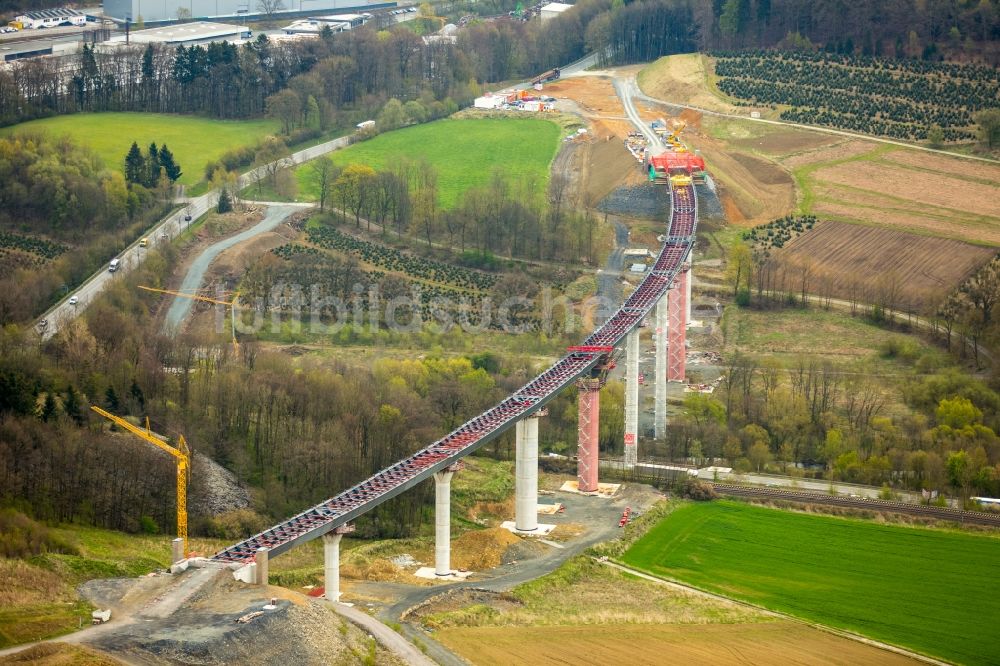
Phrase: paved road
[
  {"left": 614, "top": 77, "right": 663, "bottom": 152},
  {"left": 37, "top": 136, "right": 350, "bottom": 341},
  {"left": 595, "top": 221, "right": 629, "bottom": 325},
  {"left": 164, "top": 203, "right": 313, "bottom": 332}
]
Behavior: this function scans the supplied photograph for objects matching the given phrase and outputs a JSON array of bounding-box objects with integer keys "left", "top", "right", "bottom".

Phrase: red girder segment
[{"left": 211, "top": 184, "right": 699, "bottom": 565}]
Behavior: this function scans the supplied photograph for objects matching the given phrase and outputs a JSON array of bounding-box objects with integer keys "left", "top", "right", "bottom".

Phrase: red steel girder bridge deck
[{"left": 212, "top": 183, "right": 698, "bottom": 564}]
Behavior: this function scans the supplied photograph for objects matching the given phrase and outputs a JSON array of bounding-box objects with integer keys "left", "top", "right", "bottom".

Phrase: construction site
[{"left": 5, "top": 40, "right": 1000, "bottom": 665}]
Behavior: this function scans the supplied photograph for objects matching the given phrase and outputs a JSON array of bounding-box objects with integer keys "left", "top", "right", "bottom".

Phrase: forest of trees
[
  {"left": 0, "top": 134, "right": 170, "bottom": 324},
  {"left": 715, "top": 226, "right": 1000, "bottom": 499},
  {"left": 0, "top": 244, "right": 624, "bottom": 539},
  {"left": 3, "top": 0, "right": 998, "bottom": 130}
]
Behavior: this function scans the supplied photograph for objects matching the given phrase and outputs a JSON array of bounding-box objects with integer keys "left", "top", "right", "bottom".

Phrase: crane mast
[{"left": 90, "top": 406, "right": 190, "bottom": 558}]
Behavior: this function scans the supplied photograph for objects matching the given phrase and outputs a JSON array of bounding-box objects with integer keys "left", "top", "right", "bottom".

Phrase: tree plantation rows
[
  {"left": 742, "top": 215, "right": 816, "bottom": 251},
  {"left": 0, "top": 231, "right": 67, "bottom": 260},
  {"left": 0, "top": 231, "right": 68, "bottom": 279},
  {"left": 305, "top": 225, "right": 499, "bottom": 291},
  {"left": 714, "top": 51, "right": 999, "bottom": 141},
  {"left": 253, "top": 243, "right": 539, "bottom": 334}
]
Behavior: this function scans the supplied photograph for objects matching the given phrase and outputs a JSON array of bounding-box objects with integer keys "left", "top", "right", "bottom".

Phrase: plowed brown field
[
  {"left": 775, "top": 220, "right": 995, "bottom": 308},
  {"left": 436, "top": 622, "right": 923, "bottom": 666}
]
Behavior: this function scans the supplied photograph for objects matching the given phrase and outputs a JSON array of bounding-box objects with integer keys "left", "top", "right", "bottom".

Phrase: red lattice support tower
[
  {"left": 576, "top": 377, "right": 603, "bottom": 492},
  {"left": 668, "top": 265, "right": 688, "bottom": 382}
]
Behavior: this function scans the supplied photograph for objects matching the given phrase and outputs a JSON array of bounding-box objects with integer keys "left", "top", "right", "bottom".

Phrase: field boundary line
[{"left": 599, "top": 558, "right": 951, "bottom": 666}]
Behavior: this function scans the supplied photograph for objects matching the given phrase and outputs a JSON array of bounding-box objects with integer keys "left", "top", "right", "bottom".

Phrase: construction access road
[{"left": 163, "top": 202, "right": 313, "bottom": 332}]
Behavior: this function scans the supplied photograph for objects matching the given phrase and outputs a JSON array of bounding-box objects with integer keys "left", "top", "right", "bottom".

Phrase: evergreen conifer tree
[
  {"left": 146, "top": 142, "right": 160, "bottom": 188},
  {"left": 158, "top": 144, "right": 182, "bottom": 182},
  {"left": 124, "top": 142, "right": 145, "bottom": 185}
]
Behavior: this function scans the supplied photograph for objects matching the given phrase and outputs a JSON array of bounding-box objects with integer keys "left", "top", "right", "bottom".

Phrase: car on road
[
  {"left": 139, "top": 238, "right": 148, "bottom": 247},
  {"left": 184, "top": 214, "right": 192, "bottom": 222},
  {"left": 68, "top": 296, "right": 78, "bottom": 306}
]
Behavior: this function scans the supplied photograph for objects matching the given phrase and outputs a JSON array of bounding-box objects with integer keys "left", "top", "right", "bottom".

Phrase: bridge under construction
[{"left": 209, "top": 80, "right": 703, "bottom": 597}]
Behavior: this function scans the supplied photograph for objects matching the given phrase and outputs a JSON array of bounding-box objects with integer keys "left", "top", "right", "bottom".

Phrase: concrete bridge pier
[
  {"left": 434, "top": 463, "right": 463, "bottom": 576},
  {"left": 515, "top": 409, "right": 546, "bottom": 532},
  {"left": 576, "top": 377, "right": 604, "bottom": 492},
  {"left": 654, "top": 296, "right": 668, "bottom": 439},
  {"left": 256, "top": 547, "right": 269, "bottom": 586},
  {"left": 624, "top": 328, "right": 640, "bottom": 466},
  {"left": 323, "top": 524, "right": 355, "bottom": 602}
]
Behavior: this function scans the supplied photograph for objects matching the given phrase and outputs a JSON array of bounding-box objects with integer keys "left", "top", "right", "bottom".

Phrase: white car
[{"left": 68, "top": 296, "right": 79, "bottom": 306}]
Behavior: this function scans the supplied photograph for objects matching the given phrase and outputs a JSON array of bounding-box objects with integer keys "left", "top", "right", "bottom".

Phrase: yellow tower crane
[
  {"left": 90, "top": 406, "right": 191, "bottom": 558},
  {"left": 139, "top": 285, "right": 240, "bottom": 351}
]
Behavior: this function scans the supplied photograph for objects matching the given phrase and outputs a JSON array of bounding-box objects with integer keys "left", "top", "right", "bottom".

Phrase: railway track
[{"left": 712, "top": 483, "right": 1000, "bottom": 527}]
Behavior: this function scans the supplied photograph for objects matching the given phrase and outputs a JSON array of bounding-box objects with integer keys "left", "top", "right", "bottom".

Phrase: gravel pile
[
  {"left": 597, "top": 185, "right": 672, "bottom": 219},
  {"left": 190, "top": 453, "right": 251, "bottom": 516},
  {"left": 696, "top": 185, "right": 724, "bottom": 221}
]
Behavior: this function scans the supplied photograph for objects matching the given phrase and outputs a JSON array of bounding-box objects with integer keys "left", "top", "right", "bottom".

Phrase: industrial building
[
  {"left": 0, "top": 36, "right": 80, "bottom": 62},
  {"left": 102, "top": 0, "right": 391, "bottom": 25},
  {"left": 539, "top": 2, "right": 572, "bottom": 21},
  {"left": 282, "top": 13, "right": 370, "bottom": 34},
  {"left": 12, "top": 8, "right": 88, "bottom": 29},
  {"left": 102, "top": 21, "right": 250, "bottom": 46}
]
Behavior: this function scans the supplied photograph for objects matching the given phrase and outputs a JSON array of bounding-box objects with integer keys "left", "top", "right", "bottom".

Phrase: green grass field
[
  {"left": 622, "top": 501, "right": 1000, "bottom": 665},
  {"left": 296, "top": 117, "right": 562, "bottom": 208},
  {"left": 2, "top": 112, "right": 279, "bottom": 186}
]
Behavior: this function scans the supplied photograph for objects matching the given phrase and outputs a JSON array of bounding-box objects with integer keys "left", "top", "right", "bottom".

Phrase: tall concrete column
[
  {"left": 256, "top": 547, "right": 269, "bottom": 586},
  {"left": 623, "top": 328, "right": 639, "bottom": 467},
  {"left": 576, "top": 378, "right": 603, "bottom": 492},
  {"left": 434, "top": 465, "right": 461, "bottom": 576},
  {"left": 323, "top": 533, "right": 342, "bottom": 601},
  {"left": 171, "top": 538, "right": 184, "bottom": 564},
  {"left": 323, "top": 524, "right": 354, "bottom": 602},
  {"left": 515, "top": 411, "right": 544, "bottom": 532},
  {"left": 654, "top": 296, "right": 668, "bottom": 439},
  {"left": 668, "top": 267, "right": 688, "bottom": 382}
]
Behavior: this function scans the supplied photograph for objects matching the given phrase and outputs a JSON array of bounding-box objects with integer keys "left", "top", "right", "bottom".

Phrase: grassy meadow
[
  {"left": 295, "top": 117, "right": 563, "bottom": 208},
  {"left": 622, "top": 501, "right": 1000, "bottom": 665},
  {"left": 1, "top": 112, "right": 279, "bottom": 186}
]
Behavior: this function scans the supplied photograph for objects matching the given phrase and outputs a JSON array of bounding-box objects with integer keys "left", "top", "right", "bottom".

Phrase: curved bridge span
[{"left": 212, "top": 184, "right": 698, "bottom": 565}]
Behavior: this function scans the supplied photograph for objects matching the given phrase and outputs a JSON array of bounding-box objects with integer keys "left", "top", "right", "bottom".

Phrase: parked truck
[{"left": 531, "top": 68, "right": 560, "bottom": 86}]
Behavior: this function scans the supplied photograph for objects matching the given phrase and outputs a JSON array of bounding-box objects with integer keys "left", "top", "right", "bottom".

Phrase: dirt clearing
[
  {"left": 436, "top": 622, "right": 923, "bottom": 666},
  {"left": 882, "top": 149, "right": 1000, "bottom": 183},
  {"left": 637, "top": 54, "right": 739, "bottom": 114},
  {"left": 816, "top": 161, "right": 1000, "bottom": 220},
  {"left": 0, "top": 642, "right": 123, "bottom": 665}
]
